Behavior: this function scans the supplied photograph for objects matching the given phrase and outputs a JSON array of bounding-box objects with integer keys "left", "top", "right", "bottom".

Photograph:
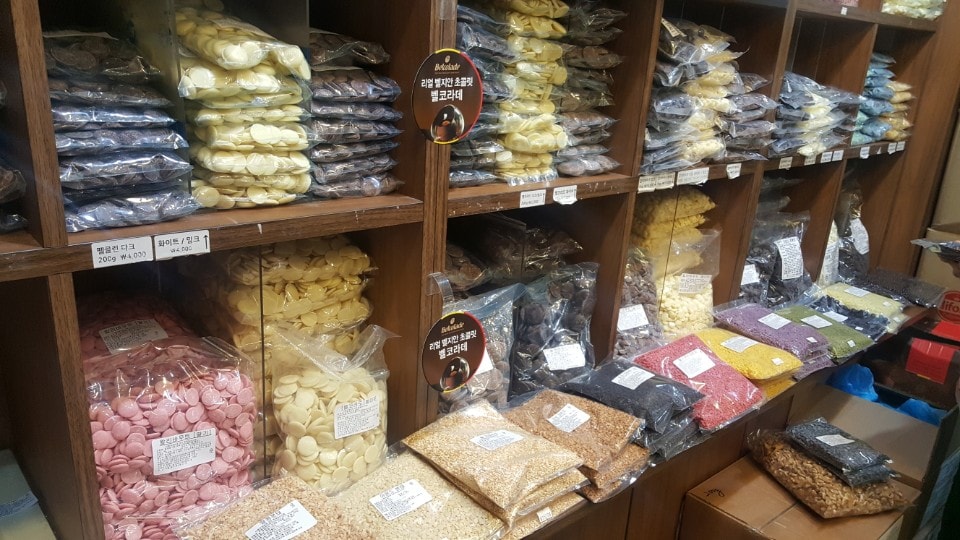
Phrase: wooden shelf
[
  {"left": 795, "top": 0, "right": 938, "bottom": 31},
  {"left": 447, "top": 174, "right": 636, "bottom": 218}
]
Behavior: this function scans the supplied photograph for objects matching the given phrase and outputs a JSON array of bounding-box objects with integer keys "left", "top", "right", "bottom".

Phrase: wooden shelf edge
[
  {"left": 447, "top": 173, "right": 636, "bottom": 218},
  {"left": 637, "top": 161, "right": 762, "bottom": 193},
  {"left": 0, "top": 195, "right": 424, "bottom": 281},
  {"left": 796, "top": 0, "right": 938, "bottom": 31}
]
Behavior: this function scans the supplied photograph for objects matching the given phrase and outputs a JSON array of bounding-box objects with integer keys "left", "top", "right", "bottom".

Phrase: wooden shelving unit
[{"left": 0, "top": 0, "right": 958, "bottom": 538}]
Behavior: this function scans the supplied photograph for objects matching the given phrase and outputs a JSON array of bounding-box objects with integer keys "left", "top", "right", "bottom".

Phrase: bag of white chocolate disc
[
  {"left": 85, "top": 336, "right": 259, "bottom": 540},
  {"left": 654, "top": 229, "right": 721, "bottom": 339},
  {"left": 267, "top": 325, "right": 395, "bottom": 494}
]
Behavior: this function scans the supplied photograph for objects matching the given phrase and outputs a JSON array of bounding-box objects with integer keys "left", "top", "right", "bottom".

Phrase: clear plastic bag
[
  {"left": 559, "top": 359, "right": 703, "bottom": 434},
  {"left": 638, "top": 412, "right": 703, "bottom": 459},
  {"left": 178, "top": 53, "right": 304, "bottom": 100},
  {"left": 452, "top": 137, "right": 506, "bottom": 157},
  {"left": 649, "top": 89, "right": 696, "bottom": 124},
  {"left": 748, "top": 430, "right": 908, "bottom": 518},
  {"left": 654, "top": 231, "right": 721, "bottom": 338},
  {"left": 403, "top": 400, "right": 582, "bottom": 511},
  {"left": 808, "top": 296, "right": 890, "bottom": 341},
  {"left": 308, "top": 118, "right": 401, "bottom": 145},
  {"left": 614, "top": 249, "right": 664, "bottom": 360},
  {"left": 559, "top": 43, "right": 623, "bottom": 69},
  {"left": 309, "top": 101, "right": 402, "bottom": 122},
  {"left": 776, "top": 305, "right": 873, "bottom": 359},
  {"left": 820, "top": 283, "right": 907, "bottom": 332},
  {"left": 501, "top": 125, "right": 569, "bottom": 153},
  {"left": 0, "top": 209, "right": 26, "bottom": 233},
  {"left": 309, "top": 68, "right": 402, "bottom": 103},
  {"left": 501, "top": 492, "right": 585, "bottom": 540},
  {"left": 187, "top": 104, "right": 309, "bottom": 127},
  {"left": 458, "top": 4, "right": 511, "bottom": 36},
  {"left": 308, "top": 173, "right": 401, "bottom": 200},
  {"left": 566, "top": 128, "right": 611, "bottom": 146},
  {"left": 633, "top": 334, "right": 763, "bottom": 431},
  {"left": 836, "top": 180, "right": 870, "bottom": 280},
  {"left": 51, "top": 105, "right": 174, "bottom": 131},
  {"left": 77, "top": 291, "right": 195, "bottom": 362},
  {"left": 0, "top": 160, "right": 25, "bottom": 204},
  {"left": 190, "top": 146, "right": 310, "bottom": 176},
  {"left": 861, "top": 267, "right": 944, "bottom": 308},
  {"left": 457, "top": 22, "right": 518, "bottom": 64},
  {"left": 85, "top": 336, "right": 257, "bottom": 540},
  {"left": 695, "top": 327, "right": 804, "bottom": 382},
  {"left": 175, "top": 8, "right": 310, "bottom": 78},
  {"left": 753, "top": 211, "right": 815, "bottom": 307},
  {"left": 501, "top": 10, "right": 568, "bottom": 39},
  {"left": 467, "top": 214, "right": 582, "bottom": 284},
  {"left": 309, "top": 140, "right": 398, "bottom": 164},
  {"left": 55, "top": 128, "right": 188, "bottom": 156},
  {"left": 192, "top": 123, "right": 313, "bottom": 153},
  {"left": 450, "top": 169, "right": 499, "bottom": 188},
  {"left": 191, "top": 181, "right": 302, "bottom": 209},
  {"left": 48, "top": 77, "right": 172, "bottom": 108},
  {"left": 43, "top": 31, "right": 161, "bottom": 83},
  {"left": 555, "top": 143, "right": 608, "bottom": 161},
  {"left": 557, "top": 154, "right": 618, "bottom": 176},
  {"left": 714, "top": 302, "right": 829, "bottom": 361},
  {"left": 192, "top": 167, "right": 310, "bottom": 193},
  {"left": 558, "top": 110, "right": 616, "bottom": 134},
  {"left": 445, "top": 243, "right": 493, "bottom": 293},
  {"left": 268, "top": 326, "right": 392, "bottom": 493},
  {"left": 507, "top": 61, "right": 568, "bottom": 86},
  {"left": 552, "top": 87, "right": 613, "bottom": 113},
  {"left": 311, "top": 153, "right": 396, "bottom": 183},
  {"left": 309, "top": 29, "right": 390, "bottom": 67},
  {"left": 510, "top": 263, "right": 598, "bottom": 396},
  {"left": 503, "top": 389, "right": 643, "bottom": 471},
  {"left": 494, "top": 0, "right": 570, "bottom": 18},
  {"left": 59, "top": 151, "right": 192, "bottom": 188},
  {"left": 65, "top": 189, "right": 200, "bottom": 232}
]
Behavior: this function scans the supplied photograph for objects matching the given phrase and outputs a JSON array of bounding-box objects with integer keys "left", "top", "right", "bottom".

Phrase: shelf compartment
[
  {"left": 795, "top": 0, "right": 938, "bottom": 32},
  {"left": 447, "top": 174, "right": 636, "bottom": 218}
]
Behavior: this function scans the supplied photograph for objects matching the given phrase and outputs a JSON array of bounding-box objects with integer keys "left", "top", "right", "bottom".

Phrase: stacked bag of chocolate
[
  {"left": 460, "top": 0, "right": 572, "bottom": 185},
  {"left": 771, "top": 71, "right": 860, "bottom": 157},
  {"left": 0, "top": 79, "right": 27, "bottom": 234},
  {"left": 553, "top": 0, "right": 624, "bottom": 177},
  {"left": 307, "top": 29, "right": 403, "bottom": 199},
  {"left": 645, "top": 19, "right": 773, "bottom": 174},
  {"left": 853, "top": 52, "right": 913, "bottom": 146},
  {"left": 750, "top": 418, "right": 908, "bottom": 519},
  {"left": 175, "top": 6, "right": 313, "bottom": 210},
  {"left": 45, "top": 32, "right": 196, "bottom": 231}
]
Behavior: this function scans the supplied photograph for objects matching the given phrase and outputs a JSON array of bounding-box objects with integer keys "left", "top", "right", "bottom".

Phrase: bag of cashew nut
[{"left": 747, "top": 430, "right": 909, "bottom": 518}]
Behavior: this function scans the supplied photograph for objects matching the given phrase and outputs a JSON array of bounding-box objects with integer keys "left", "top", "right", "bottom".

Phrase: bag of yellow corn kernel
[{"left": 695, "top": 327, "right": 803, "bottom": 383}]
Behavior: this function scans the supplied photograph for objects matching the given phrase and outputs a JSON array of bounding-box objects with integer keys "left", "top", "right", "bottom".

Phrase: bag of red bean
[
  {"left": 633, "top": 335, "right": 763, "bottom": 431},
  {"left": 85, "top": 336, "right": 259, "bottom": 540}
]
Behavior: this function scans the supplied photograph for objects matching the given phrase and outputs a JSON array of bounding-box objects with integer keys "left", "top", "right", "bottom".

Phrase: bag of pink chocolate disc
[{"left": 85, "top": 335, "right": 260, "bottom": 540}]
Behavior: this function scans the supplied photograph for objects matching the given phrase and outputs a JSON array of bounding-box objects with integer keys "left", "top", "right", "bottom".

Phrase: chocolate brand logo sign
[{"left": 412, "top": 49, "right": 483, "bottom": 144}]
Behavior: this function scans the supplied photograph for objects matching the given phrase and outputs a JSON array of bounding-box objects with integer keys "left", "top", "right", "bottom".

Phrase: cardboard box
[
  {"left": 0, "top": 450, "right": 55, "bottom": 540},
  {"left": 788, "top": 384, "right": 940, "bottom": 489},
  {"left": 916, "top": 223, "right": 960, "bottom": 291},
  {"left": 679, "top": 457, "right": 919, "bottom": 540}
]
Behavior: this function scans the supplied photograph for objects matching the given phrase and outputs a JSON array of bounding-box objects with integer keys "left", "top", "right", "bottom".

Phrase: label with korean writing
[
  {"left": 759, "top": 313, "right": 792, "bottom": 330},
  {"left": 801, "top": 315, "right": 832, "bottom": 329},
  {"left": 412, "top": 49, "right": 483, "bottom": 144},
  {"left": 832, "top": 150, "right": 844, "bottom": 161},
  {"left": 741, "top": 263, "right": 760, "bottom": 285},
  {"left": 845, "top": 286, "right": 870, "bottom": 298},
  {"left": 824, "top": 311, "right": 848, "bottom": 323},
  {"left": 543, "top": 344, "right": 586, "bottom": 371},
  {"left": 553, "top": 185, "right": 577, "bottom": 205},
  {"left": 100, "top": 319, "right": 169, "bottom": 354},
  {"left": 816, "top": 434, "right": 855, "bottom": 447},
  {"left": 617, "top": 304, "right": 650, "bottom": 332},
  {"left": 779, "top": 157, "right": 793, "bottom": 170},
  {"left": 91, "top": 236, "right": 154, "bottom": 269},
  {"left": 850, "top": 218, "right": 870, "bottom": 254},
  {"left": 674, "top": 349, "right": 715, "bottom": 378},
  {"left": 334, "top": 396, "right": 380, "bottom": 439},
  {"left": 638, "top": 172, "right": 675, "bottom": 192},
  {"left": 821, "top": 151, "right": 833, "bottom": 163},
  {"left": 888, "top": 142, "right": 897, "bottom": 154},
  {"left": 678, "top": 273, "right": 712, "bottom": 294},
  {"left": 774, "top": 237, "right": 804, "bottom": 280},
  {"left": 471, "top": 430, "right": 523, "bottom": 451},
  {"left": 897, "top": 141, "right": 906, "bottom": 152},
  {"left": 547, "top": 404, "right": 591, "bottom": 433},
  {"left": 152, "top": 428, "right": 216, "bottom": 475},
  {"left": 860, "top": 146, "right": 871, "bottom": 159},
  {"left": 370, "top": 480, "right": 433, "bottom": 521},
  {"left": 612, "top": 366, "right": 656, "bottom": 390},
  {"left": 519, "top": 189, "right": 547, "bottom": 208},
  {"left": 726, "top": 163, "right": 741, "bottom": 179},
  {"left": 772, "top": 358, "right": 784, "bottom": 366},
  {"left": 721, "top": 335, "right": 759, "bottom": 353},
  {"left": 537, "top": 507, "right": 554, "bottom": 523},
  {"left": 676, "top": 167, "right": 709, "bottom": 186},
  {"left": 245, "top": 501, "right": 317, "bottom": 540},
  {"left": 803, "top": 155, "right": 817, "bottom": 166},
  {"left": 422, "top": 312, "right": 485, "bottom": 393},
  {"left": 154, "top": 230, "right": 210, "bottom": 260}
]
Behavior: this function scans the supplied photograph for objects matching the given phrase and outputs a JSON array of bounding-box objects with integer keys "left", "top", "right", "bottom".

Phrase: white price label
[
  {"left": 638, "top": 172, "right": 675, "bottom": 192},
  {"left": 741, "top": 263, "right": 760, "bottom": 286},
  {"left": 617, "top": 304, "right": 650, "bottom": 332},
  {"left": 888, "top": 142, "right": 897, "bottom": 154},
  {"left": 721, "top": 335, "right": 759, "bottom": 353},
  {"left": 154, "top": 230, "right": 210, "bottom": 260},
  {"left": 678, "top": 273, "right": 712, "bottom": 294},
  {"left": 552, "top": 185, "right": 577, "bottom": 205},
  {"left": 824, "top": 310, "right": 848, "bottom": 323},
  {"left": 806, "top": 336, "right": 818, "bottom": 343},
  {"left": 774, "top": 236, "right": 804, "bottom": 280},
  {"left": 816, "top": 434, "right": 855, "bottom": 447},
  {"left": 334, "top": 396, "right": 381, "bottom": 439},
  {"left": 896, "top": 141, "right": 905, "bottom": 152},
  {"left": 759, "top": 313, "right": 792, "bottom": 330},
  {"left": 820, "top": 151, "right": 833, "bottom": 163},
  {"left": 676, "top": 167, "right": 709, "bottom": 186},
  {"left": 370, "top": 480, "right": 433, "bottom": 521},
  {"left": 772, "top": 357, "right": 785, "bottom": 366},
  {"left": 859, "top": 147, "right": 871, "bottom": 159},
  {"left": 152, "top": 428, "right": 216, "bottom": 475},
  {"left": 519, "top": 189, "right": 546, "bottom": 208},
  {"left": 612, "top": 366, "right": 656, "bottom": 390},
  {"left": 848, "top": 340, "right": 857, "bottom": 348},
  {"left": 802, "top": 315, "right": 832, "bottom": 329},
  {"left": 832, "top": 150, "right": 844, "bottom": 162},
  {"left": 543, "top": 344, "right": 586, "bottom": 371},
  {"left": 91, "top": 236, "right": 154, "bottom": 268},
  {"left": 99, "top": 319, "right": 169, "bottom": 355},
  {"left": 779, "top": 157, "right": 793, "bottom": 170},
  {"left": 471, "top": 430, "right": 523, "bottom": 451},
  {"left": 673, "top": 349, "right": 715, "bottom": 379},
  {"left": 548, "top": 404, "right": 591, "bottom": 433},
  {"left": 841, "top": 6, "right": 848, "bottom": 15},
  {"left": 245, "top": 501, "right": 317, "bottom": 540},
  {"left": 845, "top": 286, "right": 870, "bottom": 298},
  {"left": 476, "top": 349, "right": 494, "bottom": 375},
  {"left": 537, "top": 507, "right": 554, "bottom": 524},
  {"left": 803, "top": 155, "right": 817, "bottom": 166},
  {"left": 726, "top": 163, "right": 742, "bottom": 179},
  {"left": 850, "top": 218, "right": 870, "bottom": 254}
]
